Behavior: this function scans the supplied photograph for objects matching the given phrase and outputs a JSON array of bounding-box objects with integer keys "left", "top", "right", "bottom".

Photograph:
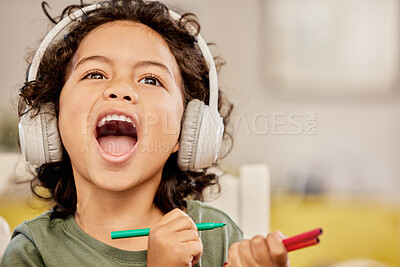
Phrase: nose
[{"left": 103, "top": 82, "right": 138, "bottom": 103}]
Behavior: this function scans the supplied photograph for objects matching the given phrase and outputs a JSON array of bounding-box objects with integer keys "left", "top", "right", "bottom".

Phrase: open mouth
[{"left": 95, "top": 114, "right": 138, "bottom": 156}]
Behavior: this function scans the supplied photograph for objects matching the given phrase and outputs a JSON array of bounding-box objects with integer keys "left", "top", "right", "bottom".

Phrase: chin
[{"left": 92, "top": 172, "right": 142, "bottom": 192}]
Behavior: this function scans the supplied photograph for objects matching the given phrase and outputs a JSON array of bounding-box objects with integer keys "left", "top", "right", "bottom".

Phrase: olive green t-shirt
[{"left": 1, "top": 200, "right": 243, "bottom": 266}]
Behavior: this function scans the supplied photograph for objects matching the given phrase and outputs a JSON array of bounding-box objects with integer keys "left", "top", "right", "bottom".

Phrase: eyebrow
[
  {"left": 134, "top": 60, "right": 173, "bottom": 78},
  {"left": 74, "top": 55, "right": 112, "bottom": 71},
  {"left": 74, "top": 55, "right": 173, "bottom": 78}
]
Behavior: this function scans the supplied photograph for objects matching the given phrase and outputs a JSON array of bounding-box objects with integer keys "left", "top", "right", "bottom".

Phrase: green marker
[{"left": 111, "top": 222, "right": 226, "bottom": 239}]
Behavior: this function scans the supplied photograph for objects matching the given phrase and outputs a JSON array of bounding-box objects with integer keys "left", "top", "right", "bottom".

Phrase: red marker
[
  {"left": 222, "top": 228, "right": 323, "bottom": 266},
  {"left": 285, "top": 236, "right": 320, "bottom": 252},
  {"left": 283, "top": 228, "right": 323, "bottom": 252}
]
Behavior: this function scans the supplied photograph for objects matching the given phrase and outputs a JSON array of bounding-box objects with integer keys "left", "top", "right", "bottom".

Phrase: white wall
[
  {"left": 1, "top": 0, "right": 400, "bottom": 201},
  {"left": 167, "top": 0, "right": 400, "bottom": 200}
]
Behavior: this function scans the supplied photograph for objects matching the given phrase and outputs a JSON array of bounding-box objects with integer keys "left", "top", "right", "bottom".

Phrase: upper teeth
[{"left": 97, "top": 114, "right": 134, "bottom": 127}]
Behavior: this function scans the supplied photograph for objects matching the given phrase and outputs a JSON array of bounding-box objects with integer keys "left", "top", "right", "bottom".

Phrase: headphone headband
[
  {"left": 28, "top": 3, "right": 220, "bottom": 116},
  {"left": 28, "top": 4, "right": 100, "bottom": 82}
]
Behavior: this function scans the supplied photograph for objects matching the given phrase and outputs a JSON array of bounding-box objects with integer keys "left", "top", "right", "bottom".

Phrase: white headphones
[{"left": 18, "top": 2, "right": 224, "bottom": 172}]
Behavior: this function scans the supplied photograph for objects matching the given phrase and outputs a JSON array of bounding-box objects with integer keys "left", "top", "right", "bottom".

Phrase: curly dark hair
[{"left": 18, "top": 0, "right": 233, "bottom": 219}]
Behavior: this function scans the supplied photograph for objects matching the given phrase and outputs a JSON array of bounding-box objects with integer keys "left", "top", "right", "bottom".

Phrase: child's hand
[
  {"left": 226, "top": 231, "right": 289, "bottom": 267},
  {"left": 147, "top": 208, "right": 203, "bottom": 267}
]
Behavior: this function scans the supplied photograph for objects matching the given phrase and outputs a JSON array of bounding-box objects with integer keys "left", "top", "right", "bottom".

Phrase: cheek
[
  {"left": 58, "top": 92, "right": 77, "bottom": 151},
  {"left": 58, "top": 90, "right": 71, "bottom": 134},
  {"left": 154, "top": 98, "right": 183, "bottom": 137},
  {"left": 58, "top": 88, "right": 93, "bottom": 142},
  {"left": 142, "top": 89, "right": 184, "bottom": 133}
]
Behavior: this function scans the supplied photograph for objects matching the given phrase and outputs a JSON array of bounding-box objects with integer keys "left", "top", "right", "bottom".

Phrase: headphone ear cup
[
  {"left": 177, "top": 99, "right": 205, "bottom": 171},
  {"left": 18, "top": 103, "right": 63, "bottom": 167},
  {"left": 178, "top": 99, "right": 224, "bottom": 172}
]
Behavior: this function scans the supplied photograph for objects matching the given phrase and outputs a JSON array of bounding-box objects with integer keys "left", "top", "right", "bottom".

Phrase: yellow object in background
[
  {"left": 271, "top": 194, "right": 400, "bottom": 267},
  {"left": 0, "top": 197, "right": 47, "bottom": 231},
  {"left": 1, "top": 194, "right": 399, "bottom": 267}
]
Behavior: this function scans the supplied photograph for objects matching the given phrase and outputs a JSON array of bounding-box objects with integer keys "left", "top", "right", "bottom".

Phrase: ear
[{"left": 172, "top": 141, "right": 179, "bottom": 153}]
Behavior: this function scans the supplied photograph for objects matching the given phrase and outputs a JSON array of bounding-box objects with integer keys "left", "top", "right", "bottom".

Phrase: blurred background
[{"left": 1, "top": 0, "right": 400, "bottom": 266}]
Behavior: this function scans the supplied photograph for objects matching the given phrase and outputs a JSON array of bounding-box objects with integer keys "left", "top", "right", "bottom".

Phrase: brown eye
[
  {"left": 139, "top": 77, "right": 161, "bottom": 86},
  {"left": 83, "top": 71, "right": 107, "bottom": 80}
]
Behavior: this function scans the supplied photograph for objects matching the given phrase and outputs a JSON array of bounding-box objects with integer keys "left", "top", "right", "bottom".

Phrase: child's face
[{"left": 58, "top": 21, "right": 184, "bottom": 191}]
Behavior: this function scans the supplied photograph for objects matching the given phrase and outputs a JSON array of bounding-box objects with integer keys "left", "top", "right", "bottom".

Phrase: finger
[
  {"left": 275, "top": 230, "right": 287, "bottom": 240},
  {"left": 227, "top": 242, "right": 244, "bottom": 267},
  {"left": 173, "top": 230, "right": 200, "bottom": 243},
  {"left": 239, "top": 239, "right": 261, "bottom": 267},
  {"left": 185, "top": 240, "right": 203, "bottom": 266},
  {"left": 266, "top": 232, "right": 288, "bottom": 266},
  {"left": 157, "top": 208, "right": 189, "bottom": 226},
  {"left": 249, "top": 235, "right": 270, "bottom": 265},
  {"left": 161, "top": 216, "right": 197, "bottom": 233},
  {"left": 176, "top": 240, "right": 203, "bottom": 266}
]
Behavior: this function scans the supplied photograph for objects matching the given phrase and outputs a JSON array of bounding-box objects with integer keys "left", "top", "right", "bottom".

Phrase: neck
[{"left": 73, "top": 172, "right": 165, "bottom": 251}]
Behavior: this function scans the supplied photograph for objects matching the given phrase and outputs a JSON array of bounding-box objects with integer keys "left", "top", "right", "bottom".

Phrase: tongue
[{"left": 98, "top": 136, "right": 136, "bottom": 155}]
